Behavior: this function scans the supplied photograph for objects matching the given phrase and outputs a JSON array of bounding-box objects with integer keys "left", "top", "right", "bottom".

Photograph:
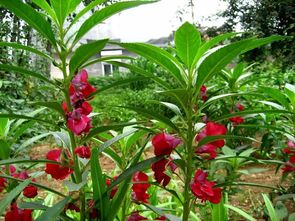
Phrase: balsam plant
[{"left": 0, "top": 0, "right": 293, "bottom": 221}]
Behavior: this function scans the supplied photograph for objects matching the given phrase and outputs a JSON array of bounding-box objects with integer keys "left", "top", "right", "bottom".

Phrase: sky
[{"left": 105, "top": 0, "right": 228, "bottom": 42}]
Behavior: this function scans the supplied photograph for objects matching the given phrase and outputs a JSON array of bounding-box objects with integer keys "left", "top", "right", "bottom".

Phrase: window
[{"left": 103, "top": 64, "right": 112, "bottom": 76}]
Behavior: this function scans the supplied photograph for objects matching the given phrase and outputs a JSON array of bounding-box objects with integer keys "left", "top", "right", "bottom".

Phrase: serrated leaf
[{"left": 175, "top": 22, "right": 201, "bottom": 69}]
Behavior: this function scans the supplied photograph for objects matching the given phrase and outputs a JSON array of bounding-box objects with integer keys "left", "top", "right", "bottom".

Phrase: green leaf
[
  {"left": 224, "top": 204, "right": 256, "bottom": 221},
  {"left": 0, "top": 0, "right": 56, "bottom": 46},
  {"left": 0, "top": 178, "right": 32, "bottom": 215},
  {"left": 36, "top": 196, "right": 70, "bottom": 221},
  {"left": 262, "top": 194, "right": 279, "bottom": 221},
  {"left": 197, "top": 135, "right": 257, "bottom": 147},
  {"left": 82, "top": 121, "right": 139, "bottom": 142},
  {"left": 274, "top": 201, "right": 288, "bottom": 220},
  {"left": 50, "top": 0, "right": 71, "bottom": 25},
  {"left": 259, "top": 86, "right": 291, "bottom": 110},
  {"left": 212, "top": 198, "right": 227, "bottom": 221},
  {"left": 74, "top": 1, "right": 155, "bottom": 43},
  {"left": 285, "top": 83, "right": 295, "bottom": 107},
  {"left": 90, "top": 148, "right": 107, "bottom": 221},
  {"left": 118, "top": 106, "right": 180, "bottom": 133},
  {"left": 68, "top": 0, "right": 81, "bottom": 14},
  {"left": 289, "top": 213, "right": 295, "bottom": 221},
  {"left": 175, "top": 22, "right": 201, "bottom": 70},
  {"left": 144, "top": 204, "right": 181, "bottom": 221},
  {"left": 0, "top": 113, "right": 55, "bottom": 127},
  {"left": 0, "top": 139, "right": 11, "bottom": 160},
  {"left": 159, "top": 102, "right": 183, "bottom": 117},
  {"left": 0, "top": 158, "right": 60, "bottom": 166},
  {"left": 16, "top": 132, "right": 51, "bottom": 154},
  {"left": 98, "top": 128, "right": 137, "bottom": 154},
  {"left": 82, "top": 55, "right": 134, "bottom": 69},
  {"left": 107, "top": 61, "right": 171, "bottom": 89},
  {"left": 32, "top": 0, "right": 57, "bottom": 23},
  {"left": 31, "top": 101, "right": 64, "bottom": 116},
  {"left": 107, "top": 156, "right": 161, "bottom": 190},
  {"left": 0, "top": 118, "right": 9, "bottom": 138},
  {"left": 0, "top": 42, "right": 53, "bottom": 61},
  {"left": 115, "top": 42, "right": 185, "bottom": 86},
  {"left": 69, "top": 39, "right": 108, "bottom": 75},
  {"left": 19, "top": 202, "right": 48, "bottom": 210},
  {"left": 0, "top": 64, "right": 55, "bottom": 86}
]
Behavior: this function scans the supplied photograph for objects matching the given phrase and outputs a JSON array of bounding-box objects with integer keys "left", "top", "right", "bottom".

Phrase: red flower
[
  {"left": 5, "top": 203, "right": 33, "bottom": 221},
  {"left": 45, "top": 149, "right": 73, "bottom": 180},
  {"left": 152, "top": 133, "right": 181, "bottom": 157},
  {"left": 196, "top": 144, "right": 218, "bottom": 160},
  {"left": 74, "top": 146, "right": 91, "bottom": 159},
  {"left": 132, "top": 172, "right": 150, "bottom": 203},
  {"left": 190, "top": 169, "right": 222, "bottom": 204},
  {"left": 156, "top": 216, "right": 166, "bottom": 220},
  {"left": 67, "top": 108, "right": 92, "bottom": 135},
  {"left": 151, "top": 159, "right": 177, "bottom": 187},
  {"left": 200, "top": 85, "right": 208, "bottom": 101},
  {"left": 0, "top": 177, "right": 5, "bottom": 193},
  {"left": 65, "top": 203, "right": 80, "bottom": 212},
  {"left": 106, "top": 176, "right": 118, "bottom": 198},
  {"left": 127, "top": 212, "right": 147, "bottom": 221},
  {"left": 196, "top": 122, "right": 227, "bottom": 148},
  {"left": 70, "top": 70, "right": 96, "bottom": 101},
  {"left": 87, "top": 199, "right": 99, "bottom": 219},
  {"left": 282, "top": 156, "right": 295, "bottom": 173},
  {"left": 23, "top": 185, "right": 38, "bottom": 198},
  {"left": 229, "top": 116, "right": 244, "bottom": 125},
  {"left": 283, "top": 141, "right": 295, "bottom": 155},
  {"left": 236, "top": 103, "right": 245, "bottom": 111}
]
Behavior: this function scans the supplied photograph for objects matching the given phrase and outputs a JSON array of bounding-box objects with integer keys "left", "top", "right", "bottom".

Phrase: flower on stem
[
  {"left": 45, "top": 149, "right": 73, "bottom": 180},
  {"left": 13, "top": 171, "right": 38, "bottom": 198},
  {"left": 87, "top": 199, "right": 99, "bottom": 219},
  {"left": 5, "top": 203, "right": 33, "bottom": 221},
  {"left": 67, "top": 108, "right": 92, "bottom": 135},
  {"left": 151, "top": 159, "right": 177, "bottom": 187},
  {"left": 106, "top": 176, "right": 118, "bottom": 199},
  {"left": 283, "top": 141, "right": 295, "bottom": 155},
  {"left": 127, "top": 212, "right": 147, "bottom": 221},
  {"left": 236, "top": 103, "right": 245, "bottom": 111},
  {"left": 200, "top": 85, "right": 208, "bottom": 101},
  {"left": 195, "top": 143, "right": 219, "bottom": 160},
  {"left": 196, "top": 122, "right": 227, "bottom": 148},
  {"left": 190, "top": 169, "right": 222, "bottom": 204},
  {"left": 229, "top": 116, "right": 244, "bottom": 125},
  {"left": 65, "top": 203, "right": 80, "bottom": 212},
  {"left": 131, "top": 171, "right": 150, "bottom": 203},
  {"left": 152, "top": 133, "right": 181, "bottom": 157},
  {"left": 74, "top": 146, "right": 91, "bottom": 159},
  {"left": 282, "top": 156, "right": 295, "bottom": 173}
]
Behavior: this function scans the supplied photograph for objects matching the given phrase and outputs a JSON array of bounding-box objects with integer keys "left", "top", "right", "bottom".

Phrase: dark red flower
[
  {"left": 67, "top": 108, "right": 92, "bottom": 135},
  {"left": 196, "top": 122, "right": 227, "bottom": 148},
  {"left": 132, "top": 171, "right": 150, "bottom": 203},
  {"left": 106, "top": 176, "right": 118, "bottom": 199},
  {"left": 190, "top": 169, "right": 222, "bottom": 204},
  {"left": 283, "top": 141, "right": 295, "bottom": 155},
  {"left": 156, "top": 216, "right": 166, "bottom": 220},
  {"left": 196, "top": 144, "right": 218, "bottom": 160},
  {"left": 200, "top": 85, "right": 207, "bottom": 93},
  {"left": 65, "top": 203, "right": 80, "bottom": 212},
  {"left": 87, "top": 199, "right": 99, "bottom": 219},
  {"left": 152, "top": 159, "right": 177, "bottom": 187},
  {"left": 5, "top": 203, "right": 33, "bottom": 221},
  {"left": 23, "top": 185, "right": 38, "bottom": 198},
  {"left": 127, "top": 212, "right": 147, "bottom": 221},
  {"left": 45, "top": 149, "right": 73, "bottom": 180},
  {"left": 229, "top": 116, "right": 244, "bottom": 125},
  {"left": 236, "top": 103, "right": 245, "bottom": 111},
  {"left": 152, "top": 133, "right": 181, "bottom": 157},
  {"left": 74, "top": 146, "right": 91, "bottom": 159},
  {"left": 282, "top": 156, "right": 295, "bottom": 173},
  {"left": 200, "top": 85, "right": 208, "bottom": 101},
  {"left": 0, "top": 177, "right": 6, "bottom": 193}
]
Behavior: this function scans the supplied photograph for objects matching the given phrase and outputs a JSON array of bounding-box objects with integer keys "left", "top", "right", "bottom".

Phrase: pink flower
[
  {"left": 196, "top": 144, "right": 218, "bottom": 160},
  {"left": 152, "top": 133, "right": 181, "bottom": 157},
  {"left": 132, "top": 172, "right": 150, "bottom": 203},
  {"left": 74, "top": 146, "right": 91, "bottom": 159},
  {"left": 151, "top": 159, "right": 177, "bottom": 187},
  {"left": 229, "top": 116, "right": 244, "bottom": 125},
  {"left": 283, "top": 141, "right": 295, "bottom": 155},
  {"left": 196, "top": 122, "right": 227, "bottom": 148},
  {"left": 67, "top": 108, "right": 92, "bottom": 135},
  {"left": 45, "top": 149, "right": 73, "bottom": 180},
  {"left": 190, "top": 169, "right": 222, "bottom": 204},
  {"left": 236, "top": 103, "right": 245, "bottom": 111}
]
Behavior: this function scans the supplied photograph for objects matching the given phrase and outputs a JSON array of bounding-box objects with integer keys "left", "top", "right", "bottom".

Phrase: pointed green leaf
[
  {"left": 224, "top": 204, "right": 256, "bottom": 221},
  {"left": 69, "top": 39, "right": 108, "bottom": 75},
  {"left": 0, "top": 64, "right": 56, "bottom": 86},
  {"left": 50, "top": 0, "right": 71, "bottom": 25},
  {"left": 262, "top": 194, "right": 279, "bottom": 221},
  {"left": 0, "top": 0, "right": 56, "bottom": 46},
  {"left": 32, "top": 0, "right": 57, "bottom": 23},
  {"left": 36, "top": 196, "right": 70, "bottom": 221},
  {"left": 259, "top": 86, "right": 291, "bottom": 110},
  {"left": 31, "top": 101, "right": 64, "bottom": 116},
  {"left": 0, "top": 118, "right": 9, "bottom": 138},
  {"left": 74, "top": 1, "right": 155, "bottom": 43},
  {"left": 0, "top": 178, "right": 32, "bottom": 215},
  {"left": 115, "top": 42, "right": 185, "bottom": 86},
  {"left": 0, "top": 42, "right": 53, "bottom": 61},
  {"left": 0, "top": 140, "right": 11, "bottom": 160},
  {"left": 0, "top": 113, "right": 55, "bottom": 127},
  {"left": 285, "top": 83, "right": 295, "bottom": 107},
  {"left": 175, "top": 22, "right": 201, "bottom": 69}
]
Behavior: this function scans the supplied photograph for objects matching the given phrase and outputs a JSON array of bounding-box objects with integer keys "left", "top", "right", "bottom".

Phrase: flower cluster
[
  {"left": 106, "top": 176, "right": 118, "bottom": 199},
  {"left": 151, "top": 133, "right": 180, "bottom": 187},
  {"left": 282, "top": 141, "right": 295, "bottom": 173},
  {"left": 131, "top": 171, "right": 150, "bottom": 203},
  {"left": 63, "top": 70, "right": 95, "bottom": 136},
  {"left": 229, "top": 103, "right": 245, "bottom": 125},
  {"left": 45, "top": 148, "right": 73, "bottom": 180},
  {"left": 200, "top": 85, "right": 208, "bottom": 101},
  {"left": 5, "top": 203, "right": 33, "bottom": 221},
  {"left": 195, "top": 122, "right": 227, "bottom": 160},
  {"left": 190, "top": 169, "right": 222, "bottom": 204}
]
